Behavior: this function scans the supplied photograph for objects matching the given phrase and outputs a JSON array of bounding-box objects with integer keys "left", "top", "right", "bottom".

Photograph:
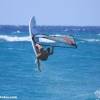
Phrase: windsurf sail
[
  {"left": 35, "top": 34, "right": 77, "bottom": 48},
  {"left": 29, "top": 16, "right": 37, "bottom": 35},
  {"left": 29, "top": 16, "right": 77, "bottom": 48}
]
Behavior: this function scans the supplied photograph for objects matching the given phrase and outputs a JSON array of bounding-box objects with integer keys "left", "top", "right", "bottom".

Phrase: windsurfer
[
  {"left": 35, "top": 43, "right": 54, "bottom": 60},
  {"left": 32, "top": 35, "right": 54, "bottom": 61},
  {"left": 35, "top": 43, "right": 54, "bottom": 72},
  {"left": 32, "top": 35, "right": 54, "bottom": 71}
]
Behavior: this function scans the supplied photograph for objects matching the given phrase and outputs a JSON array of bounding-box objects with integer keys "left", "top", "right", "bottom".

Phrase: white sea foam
[
  {"left": 13, "top": 30, "right": 21, "bottom": 34},
  {"left": 94, "top": 90, "right": 100, "bottom": 99},
  {"left": 0, "top": 35, "right": 31, "bottom": 42},
  {"left": 81, "top": 38, "right": 100, "bottom": 42},
  {"left": 97, "top": 33, "right": 100, "bottom": 36}
]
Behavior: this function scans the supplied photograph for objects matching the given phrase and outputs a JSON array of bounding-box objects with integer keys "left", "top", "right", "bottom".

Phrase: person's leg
[{"left": 35, "top": 58, "right": 41, "bottom": 72}]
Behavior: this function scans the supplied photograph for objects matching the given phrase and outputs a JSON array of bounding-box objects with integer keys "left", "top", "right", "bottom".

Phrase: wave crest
[
  {"left": 0, "top": 35, "right": 31, "bottom": 42},
  {"left": 83, "top": 39, "right": 100, "bottom": 42}
]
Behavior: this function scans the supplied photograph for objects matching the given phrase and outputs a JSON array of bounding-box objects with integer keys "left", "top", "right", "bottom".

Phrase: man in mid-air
[
  {"left": 32, "top": 36, "right": 54, "bottom": 71},
  {"left": 35, "top": 43, "right": 54, "bottom": 71}
]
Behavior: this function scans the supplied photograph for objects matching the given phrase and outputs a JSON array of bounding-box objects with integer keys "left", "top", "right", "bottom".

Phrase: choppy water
[{"left": 0, "top": 26, "right": 100, "bottom": 100}]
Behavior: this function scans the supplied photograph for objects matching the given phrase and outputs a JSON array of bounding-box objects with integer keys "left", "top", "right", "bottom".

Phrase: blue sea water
[{"left": 0, "top": 26, "right": 100, "bottom": 100}]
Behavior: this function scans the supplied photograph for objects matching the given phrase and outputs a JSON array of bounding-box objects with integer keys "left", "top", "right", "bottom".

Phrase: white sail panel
[{"left": 39, "top": 38, "right": 56, "bottom": 43}]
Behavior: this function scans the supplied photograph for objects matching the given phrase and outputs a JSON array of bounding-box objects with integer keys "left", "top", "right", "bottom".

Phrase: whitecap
[
  {"left": 0, "top": 35, "right": 31, "bottom": 42},
  {"left": 82, "top": 38, "right": 100, "bottom": 42},
  {"left": 94, "top": 89, "right": 100, "bottom": 99},
  {"left": 97, "top": 33, "right": 100, "bottom": 36}
]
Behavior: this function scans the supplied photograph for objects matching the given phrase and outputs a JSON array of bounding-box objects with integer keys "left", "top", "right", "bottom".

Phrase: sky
[{"left": 0, "top": 0, "right": 100, "bottom": 26}]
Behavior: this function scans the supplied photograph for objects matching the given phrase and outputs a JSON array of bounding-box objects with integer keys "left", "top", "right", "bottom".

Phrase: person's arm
[{"left": 36, "top": 54, "right": 41, "bottom": 72}]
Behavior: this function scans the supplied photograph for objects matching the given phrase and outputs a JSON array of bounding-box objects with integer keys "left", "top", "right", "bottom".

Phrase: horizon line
[{"left": 0, "top": 24, "right": 100, "bottom": 27}]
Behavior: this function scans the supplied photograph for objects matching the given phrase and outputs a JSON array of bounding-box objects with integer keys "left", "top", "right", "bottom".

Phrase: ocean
[{"left": 0, "top": 25, "right": 100, "bottom": 100}]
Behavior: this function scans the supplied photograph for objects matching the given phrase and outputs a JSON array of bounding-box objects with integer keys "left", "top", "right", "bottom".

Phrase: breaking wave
[
  {"left": 82, "top": 38, "right": 100, "bottom": 42},
  {"left": 78, "top": 38, "right": 100, "bottom": 43},
  {"left": 0, "top": 35, "right": 100, "bottom": 44},
  {"left": 0, "top": 35, "right": 31, "bottom": 42}
]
